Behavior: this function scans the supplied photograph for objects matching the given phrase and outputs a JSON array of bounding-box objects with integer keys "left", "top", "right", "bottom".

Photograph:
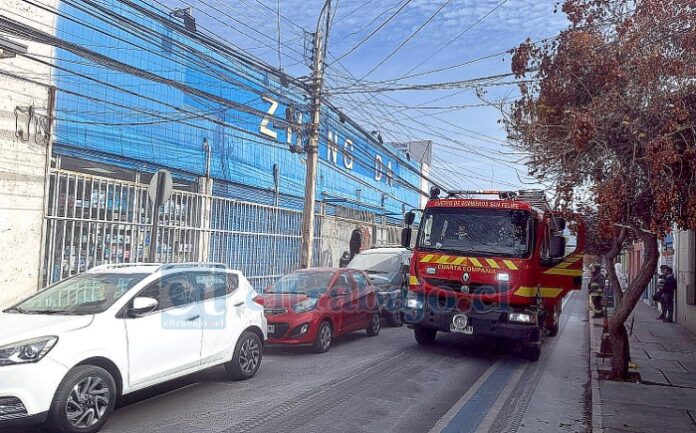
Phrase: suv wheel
[
  {"left": 414, "top": 326, "right": 437, "bottom": 345},
  {"left": 47, "top": 365, "right": 117, "bottom": 433},
  {"left": 385, "top": 311, "right": 403, "bottom": 327},
  {"left": 226, "top": 331, "right": 263, "bottom": 381},
  {"left": 313, "top": 321, "right": 333, "bottom": 353}
]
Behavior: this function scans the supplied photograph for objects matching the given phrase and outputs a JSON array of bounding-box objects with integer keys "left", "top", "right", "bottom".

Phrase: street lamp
[{"left": 0, "top": 36, "right": 28, "bottom": 59}]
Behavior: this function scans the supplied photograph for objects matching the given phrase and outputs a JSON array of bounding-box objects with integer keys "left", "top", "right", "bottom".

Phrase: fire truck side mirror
[
  {"left": 554, "top": 217, "right": 567, "bottom": 231},
  {"left": 401, "top": 228, "right": 413, "bottom": 248},
  {"left": 549, "top": 235, "right": 567, "bottom": 259},
  {"left": 404, "top": 211, "right": 416, "bottom": 226}
]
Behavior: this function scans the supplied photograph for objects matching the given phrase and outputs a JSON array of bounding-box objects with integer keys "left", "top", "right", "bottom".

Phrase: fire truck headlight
[
  {"left": 496, "top": 273, "right": 510, "bottom": 282},
  {"left": 508, "top": 312, "right": 537, "bottom": 324}
]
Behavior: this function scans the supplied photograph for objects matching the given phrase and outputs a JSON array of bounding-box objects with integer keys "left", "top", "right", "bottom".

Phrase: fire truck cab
[{"left": 400, "top": 189, "right": 584, "bottom": 361}]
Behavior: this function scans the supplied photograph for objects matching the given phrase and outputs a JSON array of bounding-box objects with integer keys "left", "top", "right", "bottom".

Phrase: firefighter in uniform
[{"left": 588, "top": 264, "right": 605, "bottom": 317}]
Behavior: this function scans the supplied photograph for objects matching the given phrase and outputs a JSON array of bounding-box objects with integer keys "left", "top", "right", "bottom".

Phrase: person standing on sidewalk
[
  {"left": 656, "top": 265, "right": 677, "bottom": 322},
  {"left": 589, "top": 264, "right": 605, "bottom": 315}
]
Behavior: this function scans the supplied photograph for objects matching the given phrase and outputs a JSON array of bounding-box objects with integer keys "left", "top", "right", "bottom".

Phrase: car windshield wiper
[
  {"left": 4, "top": 306, "right": 27, "bottom": 314},
  {"left": 366, "top": 270, "right": 389, "bottom": 274},
  {"left": 22, "top": 309, "right": 74, "bottom": 315}
]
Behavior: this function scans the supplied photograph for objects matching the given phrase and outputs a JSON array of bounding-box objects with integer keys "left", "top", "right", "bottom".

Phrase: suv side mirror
[
  {"left": 549, "top": 235, "right": 566, "bottom": 259},
  {"left": 401, "top": 227, "right": 413, "bottom": 248},
  {"left": 131, "top": 297, "right": 158, "bottom": 316}
]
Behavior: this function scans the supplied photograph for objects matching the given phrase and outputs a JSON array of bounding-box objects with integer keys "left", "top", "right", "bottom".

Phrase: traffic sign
[{"left": 147, "top": 170, "right": 173, "bottom": 207}]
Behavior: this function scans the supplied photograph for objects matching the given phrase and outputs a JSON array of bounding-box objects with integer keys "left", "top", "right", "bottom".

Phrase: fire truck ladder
[{"left": 516, "top": 189, "right": 552, "bottom": 212}]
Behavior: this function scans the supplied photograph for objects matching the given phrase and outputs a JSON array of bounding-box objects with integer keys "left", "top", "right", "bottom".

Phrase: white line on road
[
  {"left": 471, "top": 291, "right": 577, "bottom": 432},
  {"left": 473, "top": 363, "right": 527, "bottom": 433},
  {"left": 428, "top": 361, "right": 501, "bottom": 433}
]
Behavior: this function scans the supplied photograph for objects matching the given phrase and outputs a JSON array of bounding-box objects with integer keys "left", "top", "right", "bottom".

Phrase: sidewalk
[{"left": 590, "top": 299, "right": 696, "bottom": 432}]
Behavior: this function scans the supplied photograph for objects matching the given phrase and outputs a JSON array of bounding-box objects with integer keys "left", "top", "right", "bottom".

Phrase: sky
[{"left": 161, "top": 0, "right": 570, "bottom": 192}]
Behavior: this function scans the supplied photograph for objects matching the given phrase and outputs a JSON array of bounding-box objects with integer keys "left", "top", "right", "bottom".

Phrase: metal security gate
[
  {"left": 42, "top": 169, "right": 207, "bottom": 286},
  {"left": 41, "top": 168, "right": 303, "bottom": 289}
]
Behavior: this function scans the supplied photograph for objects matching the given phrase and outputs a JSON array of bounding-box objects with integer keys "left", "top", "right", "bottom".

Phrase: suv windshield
[
  {"left": 266, "top": 272, "right": 333, "bottom": 298},
  {"left": 7, "top": 273, "right": 148, "bottom": 315},
  {"left": 348, "top": 253, "right": 401, "bottom": 276},
  {"left": 418, "top": 208, "right": 532, "bottom": 258}
]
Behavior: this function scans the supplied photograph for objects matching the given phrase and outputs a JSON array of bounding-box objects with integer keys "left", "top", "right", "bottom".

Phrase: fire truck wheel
[
  {"left": 546, "top": 324, "right": 559, "bottom": 337},
  {"left": 522, "top": 345, "right": 541, "bottom": 362},
  {"left": 414, "top": 326, "right": 437, "bottom": 345}
]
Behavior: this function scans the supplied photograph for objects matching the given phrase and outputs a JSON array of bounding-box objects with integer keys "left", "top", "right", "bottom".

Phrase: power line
[
  {"left": 400, "top": 0, "right": 510, "bottom": 78},
  {"left": 357, "top": 0, "right": 454, "bottom": 80},
  {"left": 30, "top": 0, "right": 303, "bottom": 105},
  {"left": 330, "top": 0, "right": 413, "bottom": 64}
]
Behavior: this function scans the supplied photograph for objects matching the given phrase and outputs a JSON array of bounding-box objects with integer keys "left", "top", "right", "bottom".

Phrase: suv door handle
[{"left": 186, "top": 315, "right": 200, "bottom": 321}]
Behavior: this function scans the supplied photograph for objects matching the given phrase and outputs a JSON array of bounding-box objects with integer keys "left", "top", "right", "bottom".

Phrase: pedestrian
[
  {"left": 614, "top": 262, "right": 627, "bottom": 293},
  {"left": 339, "top": 251, "right": 351, "bottom": 268},
  {"left": 349, "top": 227, "right": 363, "bottom": 260},
  {"left": 655, "top": 265, "right": 677, "bottom": 322}
]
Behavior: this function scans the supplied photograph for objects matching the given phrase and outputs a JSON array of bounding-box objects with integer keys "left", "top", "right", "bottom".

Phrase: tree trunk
[{"left": 607, "top": 231, "right": 658, "bottom": 379}]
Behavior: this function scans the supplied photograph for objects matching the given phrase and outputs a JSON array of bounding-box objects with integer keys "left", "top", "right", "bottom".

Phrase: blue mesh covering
[{"left": 52, "top": 0, "right": 422, "bottom": 217}]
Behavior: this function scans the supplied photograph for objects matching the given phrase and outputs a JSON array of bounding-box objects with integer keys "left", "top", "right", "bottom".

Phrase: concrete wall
[
  {"left": 0, "top": 0, "right": 57, "bottom": 307},
  {"left": 316, "top": 217, "right": 373, "bottom": 268},
  {"left": 674, "top": 230, "right": 696, "bottom": 334}
]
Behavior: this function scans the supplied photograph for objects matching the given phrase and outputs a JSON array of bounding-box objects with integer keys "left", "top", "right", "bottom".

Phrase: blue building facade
[{"left": 51, "top": 0, "right": 423, "bottom": 216}]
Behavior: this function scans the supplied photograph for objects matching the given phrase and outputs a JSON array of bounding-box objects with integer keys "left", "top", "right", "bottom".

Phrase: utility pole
[{"left": 300, "top": 0, "right": 331, "bottom": 269}]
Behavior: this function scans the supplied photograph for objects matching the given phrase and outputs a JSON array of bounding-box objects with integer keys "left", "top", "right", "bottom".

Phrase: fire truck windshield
[{"left": 417, "top": 207, "right": 532, "bottom": 258}]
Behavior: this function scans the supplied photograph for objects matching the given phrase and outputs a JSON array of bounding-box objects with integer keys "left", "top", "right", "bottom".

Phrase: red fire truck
[{"left": 400, "top": 189, "right": 585, "bottom": 361}]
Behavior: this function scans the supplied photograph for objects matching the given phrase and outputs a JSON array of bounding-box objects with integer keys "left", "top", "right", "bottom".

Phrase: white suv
[{"left": 0, "top": 263, "right": 266, "bottom": 433}]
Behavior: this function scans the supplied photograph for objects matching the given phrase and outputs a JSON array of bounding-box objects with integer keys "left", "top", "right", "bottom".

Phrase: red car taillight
[{"left": 253, "top": 295, "right": 265, "bottom": 306}]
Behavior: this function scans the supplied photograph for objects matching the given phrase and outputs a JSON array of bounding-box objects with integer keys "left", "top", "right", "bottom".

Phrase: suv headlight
[
  {"left": 0, "top": 336, "right": 58, "bottom": 366},
  {"left": 405, "top": 290, "right": 423, "bottom": 310},
  {"left": 292, "top": 299, "right": 318, "bottom": 313}
]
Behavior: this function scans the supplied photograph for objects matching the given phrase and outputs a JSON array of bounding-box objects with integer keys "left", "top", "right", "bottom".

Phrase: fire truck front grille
[{"left": 424, "top": 278, "right": 500, "bottom": 294}]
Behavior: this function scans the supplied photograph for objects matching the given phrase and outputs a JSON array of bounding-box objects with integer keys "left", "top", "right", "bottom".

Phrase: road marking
[
  {"left": 474, "top": 362, "right": 527, "bottom": 433},
  {"left": 428, "top": 361, "right": 499, "bottom": 433},
  {"left": 430, "top": 291, "right": 578, "bottom": 433}
]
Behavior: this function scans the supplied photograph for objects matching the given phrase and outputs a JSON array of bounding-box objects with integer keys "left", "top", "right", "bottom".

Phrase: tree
[{"left": 507, "top": 0, "right": 696, "bottom": 378}]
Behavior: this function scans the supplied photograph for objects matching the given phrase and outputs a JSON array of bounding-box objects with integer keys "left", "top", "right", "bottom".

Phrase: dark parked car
[{"left": 348, "top": 247, "right": 412, "bottom": 326}]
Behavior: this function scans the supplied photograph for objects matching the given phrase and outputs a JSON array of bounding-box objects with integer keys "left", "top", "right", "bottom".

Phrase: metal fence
[
  {"left": 42, "top": 169, "right": 402, "bottom": 290},
  {"left": 43, "top": 169, "right": 303, "bottom": 289},
  {"left": 208, "top": 197, "right": 302, "bottom": 289}
]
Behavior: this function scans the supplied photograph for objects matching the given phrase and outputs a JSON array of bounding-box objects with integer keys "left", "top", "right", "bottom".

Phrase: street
[{"left": 10, "top": 292, "right": 589, "bottom": 433}]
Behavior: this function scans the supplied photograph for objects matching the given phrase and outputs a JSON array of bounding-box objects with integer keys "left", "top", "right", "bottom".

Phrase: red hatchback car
[{"left": 262, "top": 268, "right": 381, "bottom": 352}]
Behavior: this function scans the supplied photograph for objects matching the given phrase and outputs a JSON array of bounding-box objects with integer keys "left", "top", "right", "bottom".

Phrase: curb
[{"left": 588, "top": 307, "right": 604, "bottom": 433}]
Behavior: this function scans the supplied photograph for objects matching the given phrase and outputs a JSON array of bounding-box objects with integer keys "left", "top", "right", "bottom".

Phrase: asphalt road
[{"left": 11, "top": 291, "right": 591, "bottom": 433}]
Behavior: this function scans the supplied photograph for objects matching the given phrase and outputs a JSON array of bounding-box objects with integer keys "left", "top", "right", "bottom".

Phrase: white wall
[
  {"left": 674, "top": 230, "right": 696, "bottom": 334},
  {"left": 0, "top": 0, "right": 57, "bottom": 307}
]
